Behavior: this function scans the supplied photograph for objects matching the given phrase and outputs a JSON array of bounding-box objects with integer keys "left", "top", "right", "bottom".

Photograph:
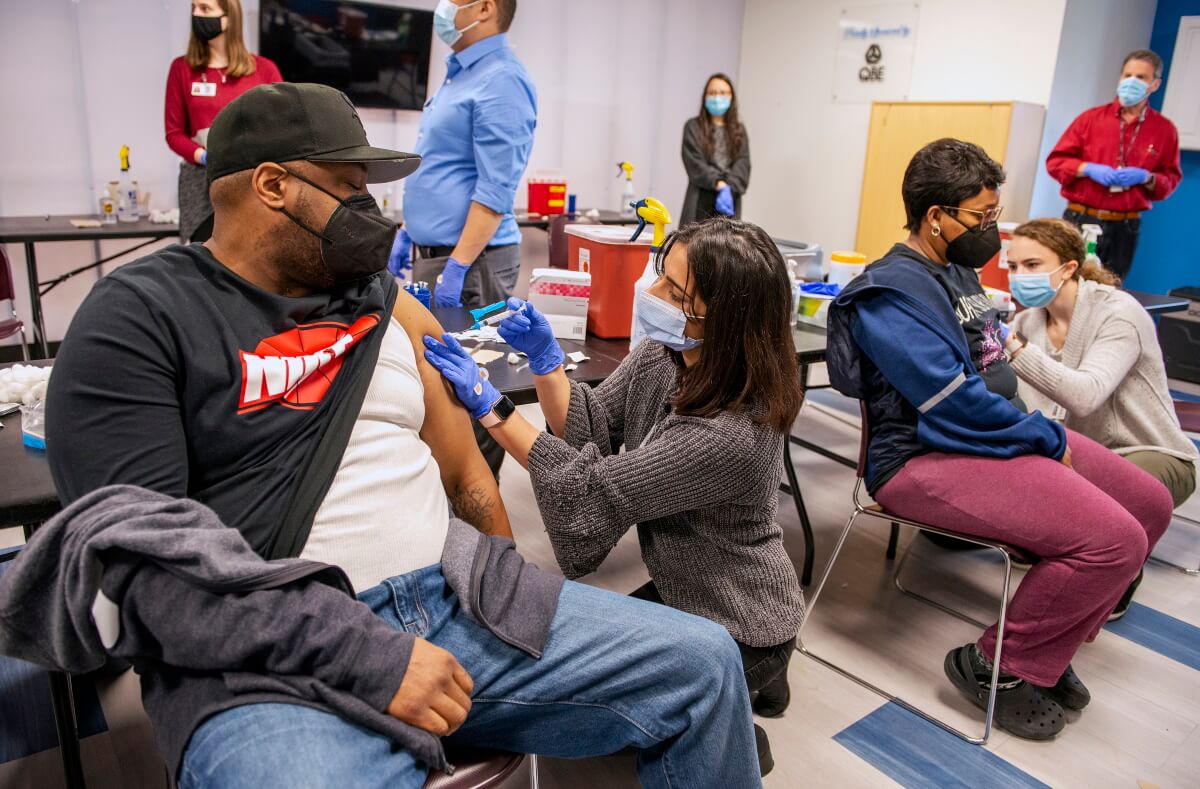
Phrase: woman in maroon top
[{"left": 165, "top": 0, "right": 281, "bottom": 241}]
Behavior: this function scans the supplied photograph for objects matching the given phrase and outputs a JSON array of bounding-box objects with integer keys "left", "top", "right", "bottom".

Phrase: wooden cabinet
[{"left": 854, "top": 101, "right": 1046, "bottom": 262}]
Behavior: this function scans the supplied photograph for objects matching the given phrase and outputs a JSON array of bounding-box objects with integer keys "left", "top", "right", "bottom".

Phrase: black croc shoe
[
  {"left": 1108, "top": 568, "right": 1144, "bottom": 621},
  {"left": 1037, "top": 664, "right": 1091, "bottom": 711},
  {"left": 944, "top": 644, "right": 1065, "bottom": 740},
  {"left": 754, "top": 723, "right": 774, "bottom": 777},
  {"left": 753, "top": 673, "right": 791, "bottom": 718}
]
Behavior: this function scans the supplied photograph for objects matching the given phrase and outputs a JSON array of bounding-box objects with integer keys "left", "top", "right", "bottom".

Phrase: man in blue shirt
[{"left": 405, "top": 0, "right": 537, "bottom": 313}]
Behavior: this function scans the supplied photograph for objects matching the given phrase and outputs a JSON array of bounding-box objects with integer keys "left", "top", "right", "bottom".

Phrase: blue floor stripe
[
  {"left": 1104, "top": 602, "right": 1200, "bottom": 671},
  {"left": 834, "top": 702, "right": 1050, "bottom": 789}
]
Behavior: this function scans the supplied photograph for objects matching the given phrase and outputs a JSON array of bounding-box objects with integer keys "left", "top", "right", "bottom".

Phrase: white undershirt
[{"left": 301, "top": 317, "right": 449, "bottom": 592}]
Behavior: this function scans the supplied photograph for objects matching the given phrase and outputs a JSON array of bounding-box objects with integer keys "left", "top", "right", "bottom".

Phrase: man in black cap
[{"left": 46, "top": 83, "right": 760, "bottom": 788}]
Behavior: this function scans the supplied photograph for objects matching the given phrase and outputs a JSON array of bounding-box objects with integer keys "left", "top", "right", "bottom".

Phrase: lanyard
[{"left": 1118, "top": 106, "right": 1146, "bottom": 168}]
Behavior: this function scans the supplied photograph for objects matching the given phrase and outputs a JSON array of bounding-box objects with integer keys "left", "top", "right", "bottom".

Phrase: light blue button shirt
[{"left": 403, "top": 34, "right": 537, "bottom": 249}]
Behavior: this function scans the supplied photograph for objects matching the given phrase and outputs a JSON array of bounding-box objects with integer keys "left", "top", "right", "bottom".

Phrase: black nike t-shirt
[
  {"left": 913, "top": 250, "right": 1024, "bottom": 408},
  {"left": 46, "top": 244, "right": 394, "bottom": 555}
]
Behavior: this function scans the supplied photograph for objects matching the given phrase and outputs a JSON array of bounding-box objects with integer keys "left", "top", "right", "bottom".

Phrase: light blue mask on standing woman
[
  {"left": 635, "top": 290, "right": 704, "bottom": 351},
  {"left": 704, "top": 96, "right": 732, "bottom": 117},
  {"left": 434, "top": 0, "right": 482, "bottom": 47}
]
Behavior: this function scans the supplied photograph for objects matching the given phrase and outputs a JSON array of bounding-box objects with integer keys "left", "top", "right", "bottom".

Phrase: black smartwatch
[{"left": 478, "top": 395, "right": 516, "bottom": 428}]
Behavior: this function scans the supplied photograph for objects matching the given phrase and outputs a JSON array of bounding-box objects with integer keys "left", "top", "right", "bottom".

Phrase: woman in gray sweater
[
  {"left": 1005, "top": 218, "right": 1197, "bottom": 611},
  {"left": 423, "top": 219, "right": 805, "bottom": 759},
  {"left": 679, "top": 73, "right": 751, "bottom": 225}
]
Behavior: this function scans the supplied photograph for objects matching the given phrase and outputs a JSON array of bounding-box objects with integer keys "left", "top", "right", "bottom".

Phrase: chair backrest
[
  {"left": 0, "top": 247, "right": 15, "bottom": 302},
  {"left": 547, "top": 214, "right": 596, "bottom": 268},
  {"left": 1174, "top": 400, "right": 1200, "bottom": 434},
  {"left": 856, "top": 399, "right": 870, "bottom": 479}
]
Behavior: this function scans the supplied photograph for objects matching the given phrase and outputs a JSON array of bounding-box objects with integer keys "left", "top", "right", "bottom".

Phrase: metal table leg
[
  {"left": 782, "top": 437, "right": 816, "bottom": 586},
  {"left": 23, "top": 241, "right": 48, "bottom": 359},
  {"left": 48, "top": 671, "right": 87, "bottom": 789}
]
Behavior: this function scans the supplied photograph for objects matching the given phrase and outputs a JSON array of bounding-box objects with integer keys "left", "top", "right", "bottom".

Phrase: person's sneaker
[
  {"left": 754, "top": 723, "right": 774, "bottom": 777},
  {"left": 944, "top": 644, "right": 1065, "bottom": 740},
  {"left": 1036, "top": 664, "right": 1091, "bottom": 711},
  {"left": 752, "top": 673, "right": 791, "bottom": 718},
  {"left": 1107, "top": 568, "right": 1144, "bottom": 621}
]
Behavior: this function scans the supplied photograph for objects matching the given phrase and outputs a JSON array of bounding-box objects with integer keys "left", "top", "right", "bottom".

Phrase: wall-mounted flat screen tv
[{"left": 259, "top": 0, "right": 433, "bottom": 110}]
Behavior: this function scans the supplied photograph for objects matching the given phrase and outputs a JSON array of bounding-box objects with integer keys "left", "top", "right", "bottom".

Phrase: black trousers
[
  {"left": 630, "top": 581, "right": 795, "bottom": 694},
  {"left": 1062, "top": 208, "right": 1141, "bottom": 281}
]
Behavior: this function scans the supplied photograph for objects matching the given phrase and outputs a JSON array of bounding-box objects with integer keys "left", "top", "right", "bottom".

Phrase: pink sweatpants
[{"left": 874, "top": 428, "right": 1174, "bottom": 686}]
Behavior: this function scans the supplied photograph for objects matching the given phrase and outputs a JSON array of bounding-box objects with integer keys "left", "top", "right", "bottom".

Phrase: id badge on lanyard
[{"left": 191, "top": 81, "right": 217, "bottom": 97}]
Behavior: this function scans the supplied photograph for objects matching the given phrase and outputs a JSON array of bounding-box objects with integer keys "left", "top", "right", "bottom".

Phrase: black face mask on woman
[
  {"left": 192, "top": 15, "right": 225, "bottom": 42},
  {"left": 943, "top": 215, "right": 1002, "bottom": 269},
  {"left": 278, "top": 167, "right": 399, "bottom": 284}
]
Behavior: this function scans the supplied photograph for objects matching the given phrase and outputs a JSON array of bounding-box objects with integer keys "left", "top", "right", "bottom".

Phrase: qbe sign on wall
[{"left": 833, "top": 3, "right": 919, "bottom": 103}]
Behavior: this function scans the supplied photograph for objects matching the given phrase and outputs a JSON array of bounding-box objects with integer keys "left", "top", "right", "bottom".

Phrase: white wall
[
  {"left": 738, "top": 0, "right": 1068, "bottom": 253},
  {"left": 0, "top": 0, "right": 744, "bottom": 347},
  {"left": 1028, "top": 0, "right": 1158, "bottom": 217}
]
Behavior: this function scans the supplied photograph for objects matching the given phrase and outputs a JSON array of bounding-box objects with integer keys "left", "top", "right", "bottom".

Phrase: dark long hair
[
  {"left": 697, "top": 73, "right": 745, "bottom": 160},
  {"left": 658, "top": 218, "right": 801, "bottom": 433}
]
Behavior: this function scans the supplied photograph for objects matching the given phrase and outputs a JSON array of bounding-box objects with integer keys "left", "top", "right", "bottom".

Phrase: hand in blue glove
[
  {"left": 388, "top": 227, "right": 412, "bottom": 278},
  {"left": 435, "top": 258, "right": 471, "bottom": 308},
  {"left": 198, "top": 149, "right": 207, "bottom": 166},
  {"left": 422, "top": 333, "right": 501, "bottom": 420},
  {"left": 497, "top": 298, "right": 564, "bottom": 375},
  {"left": 1081, "top": 163, "right": 1117, "bottom": 187},
  {"left": 1112, "top": 167, "right": 1150, "bottom": 188},
  {"left": 715, "top": 184, "right": 735, "bottom": 216},
  {"left": 997, "top": 320, "right": 1011, "bottom": 343}
]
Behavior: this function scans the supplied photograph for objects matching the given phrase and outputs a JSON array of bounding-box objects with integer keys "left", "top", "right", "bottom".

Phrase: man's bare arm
[{"left": 393, "top": 289, "right": 513, "bottom": 538}]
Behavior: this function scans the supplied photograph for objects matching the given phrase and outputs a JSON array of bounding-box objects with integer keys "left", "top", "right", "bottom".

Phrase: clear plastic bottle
[{"left": 116, "top": 146, "right": 138, "bottom": 223}]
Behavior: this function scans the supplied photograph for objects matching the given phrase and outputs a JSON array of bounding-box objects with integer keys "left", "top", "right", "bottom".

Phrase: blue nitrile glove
[
  {"left": 1113, "top": 167, "right": 1150, "bottom": 188},
  {"left": 998, "top": 321, "right": 1011, "bottom": 343},
  {"left": 1081, "top": 163, "right": 1117, "bottom": 186},
  {"left": 388, "top": 227, "right": 412, "bottom": 278},
  {"left": 422, "top": 333, "right": 501, "bottom": 420},
  {"left": 715, "top": 184, "right": 735, "bottom": 216},
  {"left": 798, "top": 282, "right": 841, "bottom": 297},
  {"left": 199, "top": 149, "right": 207, "bottom": 166},
  {"left": 435, "top": 258, "right": 470, "bottom": 308},
  {"left": 497, "top": 298, "right": 565, "bottom": 375}
]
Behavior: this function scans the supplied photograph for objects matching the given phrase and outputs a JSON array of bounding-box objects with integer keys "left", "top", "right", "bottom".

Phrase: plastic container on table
[
  {"left": 828, "top": 251, "right": 867, "bottom": 289},
  {"left": 565, "top": 224, "right": 650, "bottom": 339}
]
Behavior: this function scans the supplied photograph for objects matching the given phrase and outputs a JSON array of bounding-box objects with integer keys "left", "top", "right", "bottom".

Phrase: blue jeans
[{"left": 179, "top": 564, "right": 760, "bottom": 789}]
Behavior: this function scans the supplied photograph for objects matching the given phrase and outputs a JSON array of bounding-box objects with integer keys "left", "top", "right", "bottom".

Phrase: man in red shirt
[{"left": 1046, "top": 49, "right": 1182, "bottom": 280}]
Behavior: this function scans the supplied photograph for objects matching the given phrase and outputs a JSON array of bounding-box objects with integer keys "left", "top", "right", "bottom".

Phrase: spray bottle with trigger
[
  {"left": 117, "top": 145, "right": 138, "bottom": 223},
  {"left": 616, "top": 162, "right": 635, "bottom": 217},
  {"left": 1080, "top": 224, "right": 1103, "bottom": 268},
  {"left": 626, "top": 197, "right": 673, "bottom": 349}
]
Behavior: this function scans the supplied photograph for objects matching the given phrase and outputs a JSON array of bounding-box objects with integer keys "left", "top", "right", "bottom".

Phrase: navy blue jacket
[{"left": 827, "top": 245, "right": 1066, "bottom": 493}]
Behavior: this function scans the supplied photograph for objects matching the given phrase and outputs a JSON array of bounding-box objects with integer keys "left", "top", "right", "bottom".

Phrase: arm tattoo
[{"left": 449, "top": 482, "right": 498, "bottom": 535}]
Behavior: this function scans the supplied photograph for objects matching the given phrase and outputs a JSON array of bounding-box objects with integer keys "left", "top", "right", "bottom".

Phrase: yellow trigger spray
[
  {"left": 627, "top": 197, "right": 672, "bottom": 349},
  {"left": 616, "top": 161, "right": 635, "bottom": 217},
  {"left": 117, "top": 146, "right": 138, "bottom": 223}
]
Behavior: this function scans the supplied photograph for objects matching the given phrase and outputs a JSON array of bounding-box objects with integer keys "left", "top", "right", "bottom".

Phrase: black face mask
[
  {"left": 278, "top": 167, "right": 398, "bottom": 284},
  {"left": 943, "top": 214, "right": 1001, "bottom": 269},
  {"left": 192, "top": 15, "right": 225, "bottom": 42}
]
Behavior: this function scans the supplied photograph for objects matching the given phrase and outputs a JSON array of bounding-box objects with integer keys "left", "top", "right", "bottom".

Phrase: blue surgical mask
[
  {"left": 704, "top": 95, "right": 731, "bottom": 117},
  {"left": 1009, "top": 263, "right": 1067, "bottom": 309},
  {"left": 1117, "top": 76, "right": 1149, "bottom": 107},
  {"left": 636, "top": 290, "right": 704, "bottom": 352},
  {"left": 434, "top": 0, "right": 481, "bottom": 47}
]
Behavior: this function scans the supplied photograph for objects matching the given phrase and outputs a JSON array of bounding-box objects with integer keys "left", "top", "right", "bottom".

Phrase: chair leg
[
  {"left": 783, "top": 439, "right": 816, "bottom": 585},
  {"left": 528, "top": 753, "right": 540, "bottom": 789},
  {"left": 19, "top": 326, "right": 30, "bottom": 362},
  {"left": 892, "top": 528, "right": 990, "bottom": 630}
]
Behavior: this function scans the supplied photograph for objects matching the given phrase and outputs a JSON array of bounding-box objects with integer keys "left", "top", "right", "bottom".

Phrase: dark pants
[
  {"left": 630, "top": 581, "right": 795, "bottom": 694},
  {"left": 414, "top": 244, "right": 523, "bottom": 479},
  {"left": 1062, "top": 209, "right": 1141, "bottom": 281}
]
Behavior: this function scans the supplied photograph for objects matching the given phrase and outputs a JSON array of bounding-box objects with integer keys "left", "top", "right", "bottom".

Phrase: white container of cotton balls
[{"left": 0, "top": 364, "right": 52, "bottom": 450}]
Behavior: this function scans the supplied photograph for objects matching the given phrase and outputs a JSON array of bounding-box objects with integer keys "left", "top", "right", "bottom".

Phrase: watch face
[{"left": 493, "top": 396, "right": 516, "bottom": 421}]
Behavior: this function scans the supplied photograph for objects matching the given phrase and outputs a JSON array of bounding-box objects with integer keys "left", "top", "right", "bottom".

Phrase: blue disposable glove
[
  {"left": 198, "top": 149, "right": 207, "bottom": 166},
  {"left": 435, "top": 258, "right": 470, "bottom": 308},
  {"left": 387, "top": 227, "right": 412, "bottom": 278},
  {"left": 497, "top": 298, "right": 565, "bottom": 375},
  {"left": 997, "top": 320, "right": 1011, "bottom": 343},
  {"left": 1081, "top": 163, "right": 1117, "bottom": 187},
  {"left": 1113, "top": 167, "right": 1150, "bottom": 188},
  {"left": 715, "top": 184, "right": 735, "bottom": 216},
  {"left": 422, "top": 333, "right": 501, "bottom": 420}
]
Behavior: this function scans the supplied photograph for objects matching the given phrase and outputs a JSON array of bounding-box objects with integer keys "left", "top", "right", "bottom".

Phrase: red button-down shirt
[{"left": 1046, "top": 99, "right": 1182, "bottom": 213}]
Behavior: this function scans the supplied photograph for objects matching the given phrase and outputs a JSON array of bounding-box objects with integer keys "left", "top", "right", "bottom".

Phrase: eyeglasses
[{"left": 940, "top": 205, "right": 1004, "bottom": 231}]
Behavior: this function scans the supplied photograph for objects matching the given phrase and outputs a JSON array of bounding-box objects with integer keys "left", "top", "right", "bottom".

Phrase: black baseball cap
[{"left": 206, "top": 82, "right": 421, "bottom": 184}]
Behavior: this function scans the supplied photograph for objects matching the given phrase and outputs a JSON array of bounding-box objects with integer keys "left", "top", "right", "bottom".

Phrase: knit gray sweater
[
  {"left": 1011, "top": 280, "right": 1197, "bottom": 463},
  {"left": 526, "top": 340, "right": 805, "bottom": 647}
]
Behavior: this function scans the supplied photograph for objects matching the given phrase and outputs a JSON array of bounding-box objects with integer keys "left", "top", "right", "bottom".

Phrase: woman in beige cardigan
[{"left": 1003, "top": 218, "right": 1196, "bottom": 612}]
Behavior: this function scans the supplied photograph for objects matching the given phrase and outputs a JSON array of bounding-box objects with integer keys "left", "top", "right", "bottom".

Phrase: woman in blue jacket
[{"left": 827, "top": 139, "right": 1173, "bottom": 741}]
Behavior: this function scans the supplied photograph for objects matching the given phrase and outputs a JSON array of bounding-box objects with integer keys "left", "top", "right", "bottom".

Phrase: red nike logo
[{"left": 238, "top": 314, "right": 381, "bottom": 414}]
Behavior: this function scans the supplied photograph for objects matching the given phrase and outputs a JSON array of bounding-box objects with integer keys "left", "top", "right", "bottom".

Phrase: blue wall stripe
[
  {"left": 834, "top": 702, "right": 1051, "bottom": 789},
  {"left": 1104, "top": 602, "right": 1200, "bottom": 671}
]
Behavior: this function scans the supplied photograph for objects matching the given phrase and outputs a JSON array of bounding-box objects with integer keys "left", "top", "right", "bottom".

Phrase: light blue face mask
[
  {"left": 636, "top": 289, "right": 704, "bottom": 352},
  {"left": 704, "top": 95, "right": 731, "bottom": 117},
  {"left": 434, "top": 0, "right": 481, "bottom": 47},
  {"left": 1009, "top": 263, "right": 1068, "bottom": 309},
  {"left": 1117, "top": 76, "right": 1149, "bottom": 107}
]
